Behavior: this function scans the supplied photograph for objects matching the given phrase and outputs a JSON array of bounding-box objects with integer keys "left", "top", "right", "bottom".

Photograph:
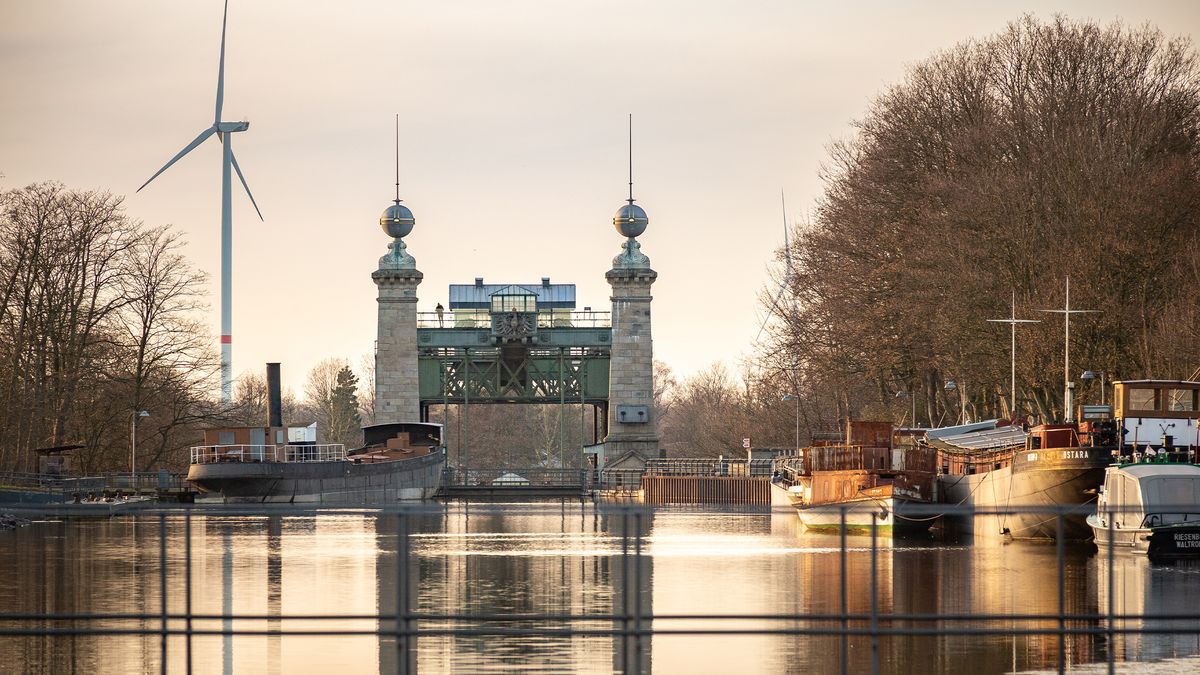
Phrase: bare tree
[
  {"left": 304, "top": 358, "right": 361, "bottom": 447},
  {"left": 357, "top": 354, "right": 376, "bottom": 427},
  {"left": 758, "top": 16, "right": 1200, "bottom": 430},
  {"left": 0, "top": 182, "right": 219, "bottom": 471}
]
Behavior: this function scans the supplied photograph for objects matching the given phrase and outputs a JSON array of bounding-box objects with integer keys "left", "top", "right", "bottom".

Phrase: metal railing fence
[
  {"left": 443, "top": 467, "right": 591, "bottom": 487},
  {"left": 1, "top": 470, "right": 186, "bottom": 496},
  {"left": 416, "top": 310, "right": 612, "bottom": 329},
  {"left": 644, "top": 457, "right": 777, "bottom": 477},
  {"left": 189, "top": 444, "right": 347, "bottom": 465},
  {"left": 1, "top": 502, "right": 1199, "bottom": 675}
]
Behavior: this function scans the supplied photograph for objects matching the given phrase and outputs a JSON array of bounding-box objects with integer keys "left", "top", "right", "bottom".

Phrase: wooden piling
[{"left": 640, "top": 476, "right": 769, "bottom": 505}]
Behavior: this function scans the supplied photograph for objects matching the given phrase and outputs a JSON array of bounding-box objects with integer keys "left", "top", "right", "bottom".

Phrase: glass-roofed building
[{"left": 447, "top": 277, "right": 578, "bottom": 329}]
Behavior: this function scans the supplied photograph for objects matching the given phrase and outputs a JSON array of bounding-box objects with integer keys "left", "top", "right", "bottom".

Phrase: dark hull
[
  {"left": 938, "top": 446, "right": 1109, "bottom": 540},
  {"left": 186, "top": 450, "right": 445, "bottom": 503},
  {"left": 1147, "top": 525, "right": 1200, "bottom": 559}
]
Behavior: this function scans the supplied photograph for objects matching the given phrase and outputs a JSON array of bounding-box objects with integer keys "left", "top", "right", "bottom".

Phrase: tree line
[
  {"left": 754, "top": 15, "right": 1200, "bottom": 436},
  {"left": 0, "top": 181, "right": 378, "bottom": 472},
  {"left": 0, "top": 182, "right": 216, "bottom": 472},
  {"left": 6, "top": 17, "right": 1195, "bottom": 469}
]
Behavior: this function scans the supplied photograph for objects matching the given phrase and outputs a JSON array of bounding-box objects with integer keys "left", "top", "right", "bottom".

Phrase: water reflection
[
  {"left": 1, "top": 504, "right": 1199, "bottom": 673},
  {"left": 1096, "top": 554, "right": 1200, "bottom": 663}
]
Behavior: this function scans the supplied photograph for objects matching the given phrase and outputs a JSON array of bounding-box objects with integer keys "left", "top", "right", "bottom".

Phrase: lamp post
[
  {"left": 781, "top": 394, "right": 800, "bottom": 450},
  {"left": 1081, "top": 370, "right": 1106, "bottom": 406},
  {"left": 945, "top": 380, "right": 967, "bottom": 425},
  {"left": 131, "top": 410, "right": 150, "bottom": 486}
]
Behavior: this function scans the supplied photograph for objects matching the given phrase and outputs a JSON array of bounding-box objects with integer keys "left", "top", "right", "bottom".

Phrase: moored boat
[
  {"left": 187, "top": 422, "right": 446, "bottom": 503},
  {"left": 186, "top": 363, "right": 446, "bottom": 503},
  {"left": 932, "top": 419, "right": 1113, "bottom": 540},
  {"left": 772, "top": 421, "right": 937, "bottom": 537},
  {"left": 934, "top": 379, "right": 1200, "bottom": 541},
  {"left": 1089, "top": 461, "right": 1200, "bottom": 559}
]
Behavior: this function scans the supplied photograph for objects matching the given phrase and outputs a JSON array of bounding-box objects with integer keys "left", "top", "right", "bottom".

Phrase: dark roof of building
[{"left": 448, "top": 278, "right": 576, "bottom": 310}]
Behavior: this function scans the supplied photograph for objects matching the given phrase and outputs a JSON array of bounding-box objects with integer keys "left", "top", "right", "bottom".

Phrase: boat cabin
[
  {"left": 776, "top": 420, "right": 937, "bottom": 506},
  {"left": 1096, "top": 463, "right": 1200, "bottom": 530},
  {"left": 926, "top": 421, "right": 1026, "bottom": 475},
  {"left": 1112, "top": 380, "right": 1200, "bottom": 459}
]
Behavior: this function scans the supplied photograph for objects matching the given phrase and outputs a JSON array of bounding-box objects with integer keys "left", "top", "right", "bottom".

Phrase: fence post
[
  {"left": 159, "top": 512, "right": 168, "bottom": 675},
  {"left": 840, "top": 505, "right": 849, "bottom": 675}
]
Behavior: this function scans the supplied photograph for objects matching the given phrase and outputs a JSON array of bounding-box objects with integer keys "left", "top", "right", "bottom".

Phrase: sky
[{"left": 2, "top": 0, "right": 1198, "bottom": 397}]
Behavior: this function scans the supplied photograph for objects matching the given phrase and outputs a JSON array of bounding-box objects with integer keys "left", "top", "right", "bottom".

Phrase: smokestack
[{"left": 266, "top": 363, "right": 282, "bottom": 428}]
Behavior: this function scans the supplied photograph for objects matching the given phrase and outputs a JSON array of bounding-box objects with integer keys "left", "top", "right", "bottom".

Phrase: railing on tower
[
  {"left": 417, "top": 310, "right": 611, "bottom": 329},
  {"left": 189, "top": 444, "right": 347, "bottom": 465}
]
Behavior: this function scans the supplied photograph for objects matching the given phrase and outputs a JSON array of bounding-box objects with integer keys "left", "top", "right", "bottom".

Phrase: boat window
[
  {"left": 1167, "top": 389, "right": 1197, "bottom": 412},
  {"left": 1155, "top": 477, "right": 1200, "bottom": 509},
  {"left": 218, "top": 431, "right": 235, "bottom": 446},
  {"left": 1128, "top": 388, "right": 1159, "bottom": 412},
  {"left": 1117, "top": 475, "right": 1140, "bottom": 528}
]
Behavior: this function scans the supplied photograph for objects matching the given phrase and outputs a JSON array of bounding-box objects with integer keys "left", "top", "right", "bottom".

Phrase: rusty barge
[
  {"left": 772, "top": 421, "right": 938, "bottom": 536},
  {"left": 186, "top": 363, "right": 445, "bottom": 503}
]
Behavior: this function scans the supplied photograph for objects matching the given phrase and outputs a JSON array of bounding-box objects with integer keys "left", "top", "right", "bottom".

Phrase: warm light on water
[{"left": 3, "top": 503, "right": 1200, "bottom": 673}]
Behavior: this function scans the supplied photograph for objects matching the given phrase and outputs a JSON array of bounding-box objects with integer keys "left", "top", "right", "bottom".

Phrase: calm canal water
[{"left": 2, "top": 502, "right": 1200, "bottom": 674}]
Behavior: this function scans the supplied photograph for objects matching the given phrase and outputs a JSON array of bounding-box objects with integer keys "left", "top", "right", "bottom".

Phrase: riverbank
[{"left": 0, "top": 513, "right": 30, "bottom": 530}]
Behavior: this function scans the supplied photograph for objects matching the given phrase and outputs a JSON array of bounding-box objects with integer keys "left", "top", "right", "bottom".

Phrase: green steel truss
[{"left": 418, "top": 344, "right": 610, "bottom": 405}]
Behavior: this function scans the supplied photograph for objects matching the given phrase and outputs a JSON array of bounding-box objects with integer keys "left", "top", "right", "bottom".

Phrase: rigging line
[
  {"left": 892, "top": 512, "right": 944, "bottom": 523},
  {"left": 1001, "top": 456, "right": 1017, "bottom": 534},
  {"left": 1004, "top": 495, "right": 1098, "bottom": 536},
  {"left": 854, "top": 487, "right": 945, "bottom": 523},
  {"left": 984, "top": 470, "right": 1099, "bottom": 534},
  {"left": 627, "top": 113, "right": 633, "bottom": 204},
  {"left": 394, "top": 113, "right": 400, "bottom": 203}
]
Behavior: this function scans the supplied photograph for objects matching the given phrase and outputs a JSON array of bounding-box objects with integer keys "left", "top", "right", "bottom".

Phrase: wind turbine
[{"left": 137, "top": 0, "right": 263, "bottom": 404}]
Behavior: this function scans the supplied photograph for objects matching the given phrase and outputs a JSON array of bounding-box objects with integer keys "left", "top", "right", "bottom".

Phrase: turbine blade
[
  {"left": 230, "top": 150, "right": 263, "bottom": 221},
  {"left": 782, "top": 186, "right": 792, "bottom": 273},
  {"left": 137, "top": 126, "right": 217, "bottom": 192},
  {"left": 755, "top": 281, "right": 790, "bottom": 343},
  {"left": 780, "top": 189, "right": 794, "bottom": 275},
  {"left": 214, "top": 0, "right": 230, "bottom": 124}
]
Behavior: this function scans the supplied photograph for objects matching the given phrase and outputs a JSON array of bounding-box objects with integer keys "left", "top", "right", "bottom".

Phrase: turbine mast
[
  {"left": 221, "top": 132, "right": 234, "bottom": 403},
  {"left": 137, "top": 0, "right": 259, "bottom": 405}
]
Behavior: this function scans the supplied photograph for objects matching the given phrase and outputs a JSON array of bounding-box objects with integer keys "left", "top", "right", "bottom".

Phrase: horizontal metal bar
[
  {"left": 5, "top": 498, "right": 1188, "bottom": 512},
  {"left": 2, "top": 626, "right": 1199, "bottom": 638},
  {"left": 4, "top": 611, "right": 1199, "bottom": 623}
]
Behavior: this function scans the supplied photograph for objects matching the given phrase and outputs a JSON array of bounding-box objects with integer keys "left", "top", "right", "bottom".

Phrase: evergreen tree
[{"left": 331, "top": 366, "right": 361, "bottom": 445}]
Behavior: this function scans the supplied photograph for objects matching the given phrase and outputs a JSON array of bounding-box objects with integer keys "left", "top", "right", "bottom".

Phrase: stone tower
[
  {"left": 373, "top": 201, "right": 422, "bottom": 425},
  {"left": 603, "top": 179, "right": 660, "bottom": 460}
]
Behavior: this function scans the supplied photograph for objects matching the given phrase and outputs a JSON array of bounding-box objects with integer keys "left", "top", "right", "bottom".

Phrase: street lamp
[
  {"left": 896, "top": 390, "right": 917, "bottom": 428},
  {"left": 131, "top": 410, "right": 150, "bottom": 484},
  {"left": 781, "top": 394, "right": 800, "bottom": 450},
  {"left": 1081, "top": 370, "right": 1107, "bottom": 406},
  {"left": 944, "top": 380, "right": 967, "bottom": 424}
]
